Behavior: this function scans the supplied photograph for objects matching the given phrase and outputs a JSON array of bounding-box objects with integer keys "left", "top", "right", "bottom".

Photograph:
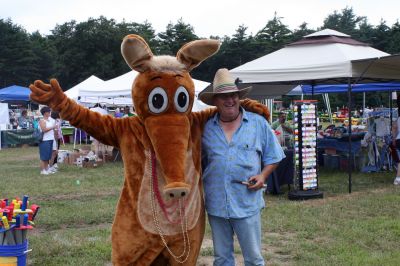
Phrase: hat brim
[{"left": 198, "top": 86, "right": 252, "bottom": 106}]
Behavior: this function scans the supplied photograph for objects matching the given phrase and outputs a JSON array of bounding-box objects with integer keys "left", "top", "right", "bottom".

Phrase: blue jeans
[{"left": 208, "top": 212, "right": 265, "bottom": 266}]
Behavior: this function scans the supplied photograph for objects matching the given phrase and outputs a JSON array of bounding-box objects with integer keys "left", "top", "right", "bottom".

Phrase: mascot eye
[
  {"left": 148, "top": 87, "right": 168, "bottom": 114},
  {"left": 174, "top": 86, "right": 189, "bottom": 113}
]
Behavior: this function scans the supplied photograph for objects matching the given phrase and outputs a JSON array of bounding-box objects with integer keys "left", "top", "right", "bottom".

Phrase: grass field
[{"left": 0, "top": 144, "right": 399, "bottom": 265}]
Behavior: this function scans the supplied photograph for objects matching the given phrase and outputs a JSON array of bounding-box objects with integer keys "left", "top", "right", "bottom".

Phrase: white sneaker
[
  {"left": 394, "top": 177, "right": 400, "bottom": 185},
  {"left": 48, "top": 167, "right": 57, "bottom": 173},
  {"left": 40, "top": 170, "right": 50, "bottom": 175},
  {"left": 53, "top": 163, "right": 59, "bottom": 169}
]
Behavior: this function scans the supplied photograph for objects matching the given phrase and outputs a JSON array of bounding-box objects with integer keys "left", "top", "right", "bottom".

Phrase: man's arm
[{"left": 281, "top": 123, "right": 293, "bottom": 134}]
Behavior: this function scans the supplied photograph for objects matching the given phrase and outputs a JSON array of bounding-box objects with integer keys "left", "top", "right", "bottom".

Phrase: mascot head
[{"left": 121, "top": 35, "right": 220, "bottom": 199}]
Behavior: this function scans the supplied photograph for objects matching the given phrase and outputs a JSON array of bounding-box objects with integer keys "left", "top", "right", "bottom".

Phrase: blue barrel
[{"left": 0, "top": 240, "right": 28, "bottom": 266}]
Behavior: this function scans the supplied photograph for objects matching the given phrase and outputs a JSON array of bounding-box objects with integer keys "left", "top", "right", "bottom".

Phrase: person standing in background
[
  {"left": 271, "top": 111, "right": 293, "bottom": 148},
  {"left": 392, "top": 95, "right": 400, "bottom": 185},
  {"left": 122, "top": 106, "right": 135, "bottom": 117},
  {"left": 18, "top": 110, "right": 32, "bottom": 129},
  {"left": 38, "top": 106, "right": 56, "bottom": 175},
  {"left": 49, "top": 111, "right": 62, "bottom": 172}
]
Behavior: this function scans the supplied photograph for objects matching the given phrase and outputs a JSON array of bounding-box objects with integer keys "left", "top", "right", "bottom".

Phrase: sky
[{"left": 1, "top": 0, "right": 399, "bottom": 38}]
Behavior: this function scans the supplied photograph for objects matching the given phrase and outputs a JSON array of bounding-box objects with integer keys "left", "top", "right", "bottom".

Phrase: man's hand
[{"left": 247, "top": 174, "right": 267, "bottom": 190}]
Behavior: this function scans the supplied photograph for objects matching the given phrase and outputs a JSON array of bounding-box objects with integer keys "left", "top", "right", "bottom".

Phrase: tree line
[{"left": 1, "top": 7, "right": 400, "bottom": 108}]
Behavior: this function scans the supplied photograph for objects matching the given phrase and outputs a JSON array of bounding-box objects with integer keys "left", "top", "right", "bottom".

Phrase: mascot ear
[
  {"left": 121, "top": 34, "right": 154, "bottom": 72},
  {"left": 177, "top": 39, "right": 220, "bottom": 71}
]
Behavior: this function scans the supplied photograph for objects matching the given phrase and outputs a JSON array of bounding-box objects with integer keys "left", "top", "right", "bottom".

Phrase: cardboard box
[
  {"left": 67, "top": 152, "right": 81, "bottom": 165},
  {"left": 80, "top": 145, "right": 92, "bottom": 151},
  {"left": 82, "top": 159, "right": 103, "bottom": 168}
]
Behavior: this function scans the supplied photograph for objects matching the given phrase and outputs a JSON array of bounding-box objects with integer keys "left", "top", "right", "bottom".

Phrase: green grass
[{"left": 0, "top": 145, "right": 399, "bottom": 265}]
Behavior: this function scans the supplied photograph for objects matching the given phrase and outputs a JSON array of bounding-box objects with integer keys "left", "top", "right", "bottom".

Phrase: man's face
[
  {"left": 279, "top": 114, "right": 286, "bottom": 123},
  {"left": 213, "top": 92, "right": 240, "bottom": 118}
]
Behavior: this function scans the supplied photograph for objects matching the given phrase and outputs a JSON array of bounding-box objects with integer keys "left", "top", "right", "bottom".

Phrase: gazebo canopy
[
  {"left": 0, "top": 85, "right": 31, "bottom": 101},
  {"left": 229, "top": 28, "right": 400, "bottom": 85}
]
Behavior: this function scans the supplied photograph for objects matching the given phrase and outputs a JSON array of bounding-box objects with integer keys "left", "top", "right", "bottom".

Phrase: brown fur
[{"left": 29, "top": 35, "right": 270, "bottom": 265}]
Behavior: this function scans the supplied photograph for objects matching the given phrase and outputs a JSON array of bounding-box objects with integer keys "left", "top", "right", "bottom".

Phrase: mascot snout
[{"left": 145, "top": 114, "right": 191, "bottom": 198}]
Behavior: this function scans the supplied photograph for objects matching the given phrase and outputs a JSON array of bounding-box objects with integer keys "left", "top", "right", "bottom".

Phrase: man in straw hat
[{"left": 199, "top": 68, "right": 285, "bottom": 265}]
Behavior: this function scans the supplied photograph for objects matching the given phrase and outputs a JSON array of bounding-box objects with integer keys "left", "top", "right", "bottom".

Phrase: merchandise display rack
[{"left": 288, "top": 100, "right": 323, "bottom": 200}]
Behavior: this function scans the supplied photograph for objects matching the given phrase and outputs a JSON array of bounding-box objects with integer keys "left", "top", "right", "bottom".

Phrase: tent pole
[
  {"left": 347, "top": 78, "right": 352, "bottom": 194},
  {"left": 363, "top": 92, "right": 366, "bottom": 123},
  {"left": 390, "top": 92, "right": 393, "bottom": 134}
]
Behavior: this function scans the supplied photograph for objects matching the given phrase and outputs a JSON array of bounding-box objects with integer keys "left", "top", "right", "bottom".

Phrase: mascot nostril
[
  {"left": 164, "top": 186, "right": 190, "bottom": 199},
  {"left": 29, "top": 33, "right": 270, "bottom": 265}
]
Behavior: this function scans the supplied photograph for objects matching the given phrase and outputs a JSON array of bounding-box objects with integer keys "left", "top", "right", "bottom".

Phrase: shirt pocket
[{"left": 236, "top": 144, "right": 260, "bottom": 170}]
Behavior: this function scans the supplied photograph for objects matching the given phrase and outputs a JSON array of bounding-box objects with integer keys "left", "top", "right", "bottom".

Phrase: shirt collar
[{"left": 212, "top": 107, "right": 249, "bottom": 124}]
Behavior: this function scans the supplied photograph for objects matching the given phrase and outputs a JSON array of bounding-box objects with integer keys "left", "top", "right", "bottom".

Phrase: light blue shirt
[{"left": 202, "top": 108, "right": 285, "bottom": 219}]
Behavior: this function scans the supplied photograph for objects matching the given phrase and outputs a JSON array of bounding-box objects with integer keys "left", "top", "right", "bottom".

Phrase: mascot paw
[
  {"left": 29, "top": 79, "right": 66, "bottom": 108},
  {"left": 240, "top": 98, "right": 270, "bottom": 121}
]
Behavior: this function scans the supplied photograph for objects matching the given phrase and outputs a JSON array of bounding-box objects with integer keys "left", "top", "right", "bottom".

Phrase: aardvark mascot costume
[{"left": 30, "top": 34, "right": 270, "bottom": 265}]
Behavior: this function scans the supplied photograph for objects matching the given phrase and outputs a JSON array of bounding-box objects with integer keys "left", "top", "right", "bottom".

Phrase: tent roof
[
  {"left": 305, "top": 29, "right": 350, "bottom": 38},
  {"left": 65, "top": 75, "right": 104, "bottom": 100},
  {"left": 79, "top": 71, "right": 211, "bottom": 97},
  {"left": 64, "top": 72, "right": 211, "bottom": 110},
  {"left": 0, "top": 85, "right": 31, "bottom": 101},
  {"left": 300, "top": 82, "right": 400, "bottom": 94},
  {"left": 230, "top": 29, "right": 400, "bottom": 85}
]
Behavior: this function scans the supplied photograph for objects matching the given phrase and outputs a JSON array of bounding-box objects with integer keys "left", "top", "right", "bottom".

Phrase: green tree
[
  {"left": 322, "top": 7, "right": 365, "bottom": 37},
  {"left": 0, "top": 19, "right": 38, "bottom": 87},
  {"left": 291, "top": 22, "right": 315, "bottom": 42},
  {"left": 157, "top": 19, "right": 198, "bottom": 55},
  {"left": 49, "top": 16, "right": 140, "bottom": 88},
  {"left": 357, "top": 18, "right": 376, "bottom": 44},
  {"left": 117, "top": 20, "right": 157, "bottom": 50},
  {"left": 29, "top": 31, "right": 56, "bottom": 82},
  {"left": 370, "top": 19, "right": 391, "bottom": 52},
  {"left": 386, "top": 21, "right": 400, "bottom": 54},
  {"left": 255, "top": 12, "right": 292, "bottom": 55}
]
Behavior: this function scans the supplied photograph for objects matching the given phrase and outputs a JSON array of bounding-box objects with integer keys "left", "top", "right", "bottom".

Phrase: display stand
[{"left": 288, "top": 100, "right": 323, "bottom": 200}]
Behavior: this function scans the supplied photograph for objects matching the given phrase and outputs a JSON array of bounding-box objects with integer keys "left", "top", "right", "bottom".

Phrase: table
[
  {"left": 61, "top": 127, "right": 87, "bottom": 144},
  {"left": 317, "top": 137, "right": 362, "bottom": 154},
  {"left": 267, "top": 149, "right": 294, "bottom": 194},
  {"left": 0, "top": 129, "right": 36, "bottom": 148},
  {"left": 61, "top": 127, "right": 75, "bottom": 136}
]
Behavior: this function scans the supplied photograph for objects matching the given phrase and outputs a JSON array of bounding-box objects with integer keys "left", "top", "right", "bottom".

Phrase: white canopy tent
[
  {"left": 65, "top": 75, "right": 133, "bottom": 106},
  {"left": 65, "top": 75, "right": 104, "bottom": 100},
  {"left": 226, "top": 28, "right": 400, "bottom": 194},
  {"left": 79, "top": 70, "right": 210, "bottom": 111}
]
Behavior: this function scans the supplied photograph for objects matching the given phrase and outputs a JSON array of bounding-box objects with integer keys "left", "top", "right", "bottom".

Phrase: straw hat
[{"left": 198, "top": 68, "right": 251, "bottom": 106}]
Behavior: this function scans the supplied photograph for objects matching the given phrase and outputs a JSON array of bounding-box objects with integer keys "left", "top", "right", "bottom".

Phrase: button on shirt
[{"left": 202, "top": 108, "right": 285, "bottom": 219}]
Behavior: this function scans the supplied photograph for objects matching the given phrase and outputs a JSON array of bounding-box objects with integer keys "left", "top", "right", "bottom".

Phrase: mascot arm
[
  {"left": 29, "top": 79, "right": 122, "bottom": 147},
  {"left": 240, "top": 98, "right": 271, "bottom": 122},
  {"left": 190, "top": 99, "right": 270, "bottom": 128},
  {"left": 191, "top": 107, "right": 217, "bottom": 130}
]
